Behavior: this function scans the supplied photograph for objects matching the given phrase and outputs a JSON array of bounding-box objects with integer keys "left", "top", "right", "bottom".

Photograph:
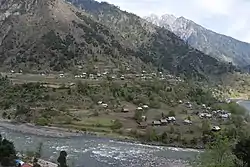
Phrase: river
[
  {"left": 0, "top": 125, "right": 200, "bottom": 167},
  {"left": 3, "top": 100, "right": 250, "bottom": 167}
]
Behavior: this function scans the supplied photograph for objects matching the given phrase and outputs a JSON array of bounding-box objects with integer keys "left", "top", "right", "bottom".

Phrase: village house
[
  {"left": 121, "top": 108, "right": 129, "bottom": 113},
  {"left": 212, "top": 126, "right": 221, "bottom": 132},
  {"left": 141, "top": 115, "right": 147, "bottom": 122},
  {"left": 101, "top": 103, "right": 108, "bottom": 108},
  {"left": 103, "top": 71, "right": 108, "bottom": 75},
  {"left": 142, "top": 105, "right": 149, "bottom": 109},
  {"left": 147, "top": 76, "right": 152, "bottom": 79},
  {"left": 89, "top": 74, "right": 94, "bottom": 79},
  {"left": 201, "top": 113, "right": 212, "bottom": 119},
  {"left": 160, "top": 119, "right": 168, "bottom": 125},
  {"left": 225, "top": 99, "right": 231, "bottom": 104},
  {"left": 59, "top": 73, "right": 64, "bottom": 78},
  {"left": 187, "top": 103, "right": 192, "bottom": 108},
  {"left": 152, "top": 120, "right": 161, "bottom": 126},
  {"left": 202, "top": 104, "right": 206, "bottom": 109},
  {"left": 183, "top": 119, "right": 192, "bottom": 125},
  {"left": 167, "top": 116, "right": 176, "bottom": 122},
  {"left": 136, "top": 107, "right": 143, "bottom": 111},
  {"left": 97, "top": 73, "right": 101, "bottom": 77},
  {"left": 219, "top": 113, "right": 231, "bottom": 119},
  {"left": 69, "top": 83, "right": 75, "bottom": 87}
]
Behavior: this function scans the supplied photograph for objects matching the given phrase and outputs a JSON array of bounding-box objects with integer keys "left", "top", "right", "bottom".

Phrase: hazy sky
[{"left": 96, "top": 0, "right": 250, "bottom": 43}]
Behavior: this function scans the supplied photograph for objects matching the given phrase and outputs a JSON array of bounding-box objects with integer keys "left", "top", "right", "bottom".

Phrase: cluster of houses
[
  {"left": 196, "top": 104, "right": 231, "bottom": 120},
  {"left": 152, "top": 117, "right": 176, "bottom": 126},
  {"left": 121, "top": 104, "right": 149, "bottom": 113},
  {"left": 54, "top": 69, "right": 183, "bottom": 82},
  {"left": 151, "top": 116, "right": 193, "bottom": 126},
  {"left": 134, "top": 72, "right": 183, "bottom": 82},
  {"left": 10, "top": 69, "right": 23, "bottom": 74},
  {"left": 198, "top": 109, "right": 231, "bottom": 119},
  {"left": 74, "top": 72, "right": 110, "bottom": 80}
]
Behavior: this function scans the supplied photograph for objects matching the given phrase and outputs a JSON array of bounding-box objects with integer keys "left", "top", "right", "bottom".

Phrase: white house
[
  {"left": 136, "top": 107, "right": 143, "bottom": 111},
  {"left": 167, "top": 117, "right": 176, "bottom": 122},
  {"left": 160, "top": 119, "right": 168, "bottom": 125},
  {"left": 219, "top": 113, "right": 230, "bottom": 119},
  {"left": 141, "top": 115, "right": 147, "bottom": 121},
  {"left": 199, "top": 113, "right": 212, "bottom": 119},
  {"left": 122, "top": 108, "right": 129, "bottom": 113},
  {"left": 101, "top": 103, "right": 108, "bottom": 108},
  {"left": 183, "top": 119, "right": 192, "bottom": 125},
  {"left": 152, "top": 120, "right": 161, "bottom": 126},
  {"left": 202, "top": 104, "right": 206, "bottom": 108},
  {"left": 97, "top": 101, "right": 103, "bottom": 105},
  {"left": 212, "top": 126, "right": 221, "bottom": 131},
  {"left": 142, "top": 105, "right": 149, "bottom": 109},
  {"left": 89, "top": 74, "right": 94, "bottom": 78}
]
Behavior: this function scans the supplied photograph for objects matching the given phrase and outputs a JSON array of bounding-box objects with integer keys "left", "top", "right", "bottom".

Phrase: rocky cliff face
[{"left": 145, "top": 14, "right": 250, "bottom": 68}]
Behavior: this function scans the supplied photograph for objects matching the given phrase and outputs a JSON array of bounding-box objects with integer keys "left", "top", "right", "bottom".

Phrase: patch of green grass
[{"left": 73, "top": 117, "right": 114, "bottom": 127}]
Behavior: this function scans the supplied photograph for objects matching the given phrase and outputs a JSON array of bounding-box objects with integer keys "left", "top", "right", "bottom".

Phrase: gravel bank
[{"left": 0, "top": 119, "right": 83, "bottom": 138}]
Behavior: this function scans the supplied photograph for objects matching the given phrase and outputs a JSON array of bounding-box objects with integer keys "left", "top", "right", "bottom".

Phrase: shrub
[
  {"left": 144, "top": 128, "right": 158, "bottom": 141},
  {"left": 2, "top": 112, "right": 7, "bottom": 119},
  {"left": 35, "top": 117, "right": 49, "bottom": 126},
  {"left": 93, "top": 110, "right": 99, "bottom": 117},
  {"left": 168, "top": 110, "right": 176, "bottom": 117},
  {"left": 111, "top": 119, "right": 123, "bottom": 130},
  {"left": 0, "top": 135, "right": 16, "bottom": 166},
  {"left": 15, "top": 105, "right": 30, "bottom": 117},
  {"left": 134, "top": 111, "right": 143, "bottom": 122}
]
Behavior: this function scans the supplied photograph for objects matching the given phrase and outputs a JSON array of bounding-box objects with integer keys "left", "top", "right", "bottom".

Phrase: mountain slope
[
  {"left": 0, "top": 0, "right": 236, "bottom": 80},
  {"left": 66, "top": 0, "right": 236, "bottom": 79},
  {"left": 145, "top": 14, "right": 250, "bottom": 68},
  {"left": 0, "top": 0, "right": 149, "bottom": 73}
]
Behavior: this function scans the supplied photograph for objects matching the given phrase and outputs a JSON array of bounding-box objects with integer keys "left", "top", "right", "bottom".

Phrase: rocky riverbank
[{"left": 0, "top": 119, "right": 84, "bottom": 138}]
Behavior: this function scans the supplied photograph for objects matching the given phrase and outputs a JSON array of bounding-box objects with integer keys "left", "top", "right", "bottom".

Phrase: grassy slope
[{"left": 0, "top": 72, "right": 248, "bottom": 148}]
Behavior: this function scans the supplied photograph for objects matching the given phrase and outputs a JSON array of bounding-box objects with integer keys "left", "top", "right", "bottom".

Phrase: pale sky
[{"left": 96, "top": 0, "right": 250, "bottom": 43}]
